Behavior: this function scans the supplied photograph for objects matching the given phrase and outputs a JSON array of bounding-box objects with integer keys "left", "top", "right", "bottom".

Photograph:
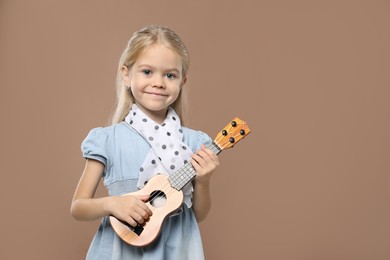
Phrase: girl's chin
[{"left": 137, "top": 105, "right": 169, "bottom": 116}]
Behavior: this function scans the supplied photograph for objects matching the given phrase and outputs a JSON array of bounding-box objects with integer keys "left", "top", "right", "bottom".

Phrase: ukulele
[{"left": 109, "top": 117, "right": 251, "bottom": 246}]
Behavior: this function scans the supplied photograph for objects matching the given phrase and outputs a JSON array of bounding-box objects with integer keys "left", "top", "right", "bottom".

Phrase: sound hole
[{"left": 149, "top": 190, "right": 167, "bottom": 208}]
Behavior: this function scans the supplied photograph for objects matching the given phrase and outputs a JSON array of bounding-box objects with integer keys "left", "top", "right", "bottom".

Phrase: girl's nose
[{"left": 152, "top": 76, "right": 165, "bottom": 88}]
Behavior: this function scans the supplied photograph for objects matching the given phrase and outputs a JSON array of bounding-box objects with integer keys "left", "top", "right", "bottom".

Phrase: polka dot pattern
[{"left": 124, "top": 104, "right": 194, "bottom": 206}]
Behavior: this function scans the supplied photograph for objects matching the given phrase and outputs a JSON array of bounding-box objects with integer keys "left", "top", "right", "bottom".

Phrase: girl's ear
[
  {"left": 181, "top": 76, "right": 187, "bottom": 87},
  {"left": 121, "top": 66, "right": 131, "bottom": 86}
]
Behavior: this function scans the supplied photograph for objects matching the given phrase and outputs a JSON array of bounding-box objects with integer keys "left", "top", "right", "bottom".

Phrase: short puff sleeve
[
  {"left": 81, "top": 127, "right": 110, "bottom": 168},
  {"left": 195, "top": 130, "right": 212, "bottom": 149}
]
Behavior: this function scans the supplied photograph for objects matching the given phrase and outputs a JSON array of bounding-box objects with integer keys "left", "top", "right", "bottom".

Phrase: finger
[
  {"left": 131, "top": 211, "right": 148, "bottom": 224},
  {"left": 193, "top": 150, "right": 214, "bottom": 167},
  {"left": 136, "top": 204, "right": 153, "bottom": 219},
  {"left": 199, "top": 146, "right": 217, "bottom": 161},
  {"left": 124, "top": 215, "right": 138, "bottom": 227},
  {"left": 132, "top": 194, "right": 153, "bottom": 215},
  {"left": 201, "top": 145, "right": 217, "bottom": 158},
  {"left": 143, "top": 205, "right": 153, "bottom": 216},
  {"left": 192, "top": 153, "right": 205, "bottom": 167},
  {"left": 191, "top": 158, "right": 201, "bottom": 171},
  {"left": 136, "top": 194, "right": 150, "bottom": 202}
]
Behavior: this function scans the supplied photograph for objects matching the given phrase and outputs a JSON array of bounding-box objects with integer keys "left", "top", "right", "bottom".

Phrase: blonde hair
[{"left": 110, "top": 25, "right": 190, "bottom": 125}]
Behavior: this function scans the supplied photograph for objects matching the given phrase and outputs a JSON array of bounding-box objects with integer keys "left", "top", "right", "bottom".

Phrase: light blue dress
[{"left": 81, "top": 122, "right": 211, "bottom": 260}]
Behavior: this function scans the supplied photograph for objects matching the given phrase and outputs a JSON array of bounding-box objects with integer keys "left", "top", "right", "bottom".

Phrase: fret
[
  {"left": 207, "top": 141, "right": 222, "bottom": 155},
  {"left": 169, "top": 142, "right": 222, "bottom": 191},
  {"left": 168, "top": 116, "right": 251, "bottom": 191},
  {"left": 110, "top": 117, "right": 250, "bottom": 246}
]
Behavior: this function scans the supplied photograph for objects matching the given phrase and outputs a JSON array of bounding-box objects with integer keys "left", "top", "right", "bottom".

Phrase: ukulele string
[
  {"left": 149, "top": 131, "right": 237, "bottom": 206},
  {"left": 154, "top": 141, "right": 222, "bottom": 203},
  {"left": 146, "top": 163, "right": 194, "bottom": 208},
  {"left": 156, "top": 163, "right": 195, "bottom": 202},
  {"left": 147, "top": 147, "right": 211, "bottom": 208},
  {"left": 147, "top": 140, "right": 215, "bottom": 206},
  {"left": 147, "top": 123, "right": 246, "bottom": 209}
]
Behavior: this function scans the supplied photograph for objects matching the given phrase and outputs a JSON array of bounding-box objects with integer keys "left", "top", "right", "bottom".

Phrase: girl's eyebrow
[
  {"left": 165, "top": 68, "right": 180, "bottom": 74},
  {"left": 137, "top": 64, "right": 154, "bottom": 69},
  {"left": 138, "top": 64, "right": 180, "bottom": 74}
]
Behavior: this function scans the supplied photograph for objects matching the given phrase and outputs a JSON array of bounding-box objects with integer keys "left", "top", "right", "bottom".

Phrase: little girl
[{"left": 71, "top": 25, "right": 219, "bottom": 260}]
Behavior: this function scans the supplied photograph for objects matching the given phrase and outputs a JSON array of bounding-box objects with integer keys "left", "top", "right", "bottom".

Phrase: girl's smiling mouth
[{"left": 145, "top": 92, "right": 168, "bottom": 97}]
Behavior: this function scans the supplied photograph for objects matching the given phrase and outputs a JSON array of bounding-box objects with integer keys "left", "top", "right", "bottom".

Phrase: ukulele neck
[{"left": 169, "top": 142, "right": 222, "bottom": 191}]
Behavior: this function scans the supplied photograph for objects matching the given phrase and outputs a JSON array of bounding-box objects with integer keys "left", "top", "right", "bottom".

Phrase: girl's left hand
[{"left": 191, "top": 144, "right": 219, "bottom": 184}]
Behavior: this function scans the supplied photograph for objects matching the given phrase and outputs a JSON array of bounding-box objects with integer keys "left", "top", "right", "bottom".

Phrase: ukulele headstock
[{"left": 214, "top": 117, "right": 251, "bottom": 150}]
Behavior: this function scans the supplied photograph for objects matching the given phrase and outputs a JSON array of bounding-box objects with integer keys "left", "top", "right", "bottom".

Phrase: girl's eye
[
  {"left": 166, "top": 73, "right": 176, "bottom": 79},
  {"left": 142, "top": 69, "right": 152, "bottom": 75}
]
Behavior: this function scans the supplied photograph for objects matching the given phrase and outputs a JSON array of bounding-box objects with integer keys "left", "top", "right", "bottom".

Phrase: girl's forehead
[
  {"left": 140, "top": 43, "right": 178, "bottom": 57},
  {"left": 136, "top": 43, "right": 182, "bottom": 68}
]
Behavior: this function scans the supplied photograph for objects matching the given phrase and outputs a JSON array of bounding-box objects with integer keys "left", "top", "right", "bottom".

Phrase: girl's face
[{"left": 123, "top": 43, "right": 186, "bottom": 124}]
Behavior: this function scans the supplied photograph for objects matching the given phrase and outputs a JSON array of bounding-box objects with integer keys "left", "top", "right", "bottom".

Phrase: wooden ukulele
[{"left": 109, "top": 117, "right": 251, "bottom": 246}]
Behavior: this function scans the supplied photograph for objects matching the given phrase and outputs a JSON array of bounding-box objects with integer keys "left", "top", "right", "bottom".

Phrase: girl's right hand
[
  {"left": 108, "top": 195, "right": 153, "bottom": 227},
  {"left": 71, "top": 159, "right": 153, "bottom": 224}
]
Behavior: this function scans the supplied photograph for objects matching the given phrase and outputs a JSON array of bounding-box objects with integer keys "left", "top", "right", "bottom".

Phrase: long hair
[{"left": 110, "top": 25, "right": 190, "bottom": 125}]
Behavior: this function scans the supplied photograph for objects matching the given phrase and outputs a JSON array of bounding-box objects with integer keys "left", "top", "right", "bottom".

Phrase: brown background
[{"left": 1, "top": 0, "right": 389, "bottom": 259}]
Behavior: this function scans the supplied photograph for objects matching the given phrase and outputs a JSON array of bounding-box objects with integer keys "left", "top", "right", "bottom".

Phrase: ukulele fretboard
[{"left": 169, "top": 142, "right": 221, "bottom": 190}]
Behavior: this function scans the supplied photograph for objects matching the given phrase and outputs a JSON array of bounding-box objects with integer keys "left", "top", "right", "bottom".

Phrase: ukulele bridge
[
  {"left": 129, "top": 224, "right": 144, "bottom": 236},
  {"left": 118, "top": 219, "right": 144, "bottom": 236}
]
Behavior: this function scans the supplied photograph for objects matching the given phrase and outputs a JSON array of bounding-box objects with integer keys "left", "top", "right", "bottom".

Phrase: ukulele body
[
  {"left": 109, "top": 174, "right": 184, "bottom": 247},
  {"left": 110, "top": 117, "right": 251, "bottom": 247}
]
